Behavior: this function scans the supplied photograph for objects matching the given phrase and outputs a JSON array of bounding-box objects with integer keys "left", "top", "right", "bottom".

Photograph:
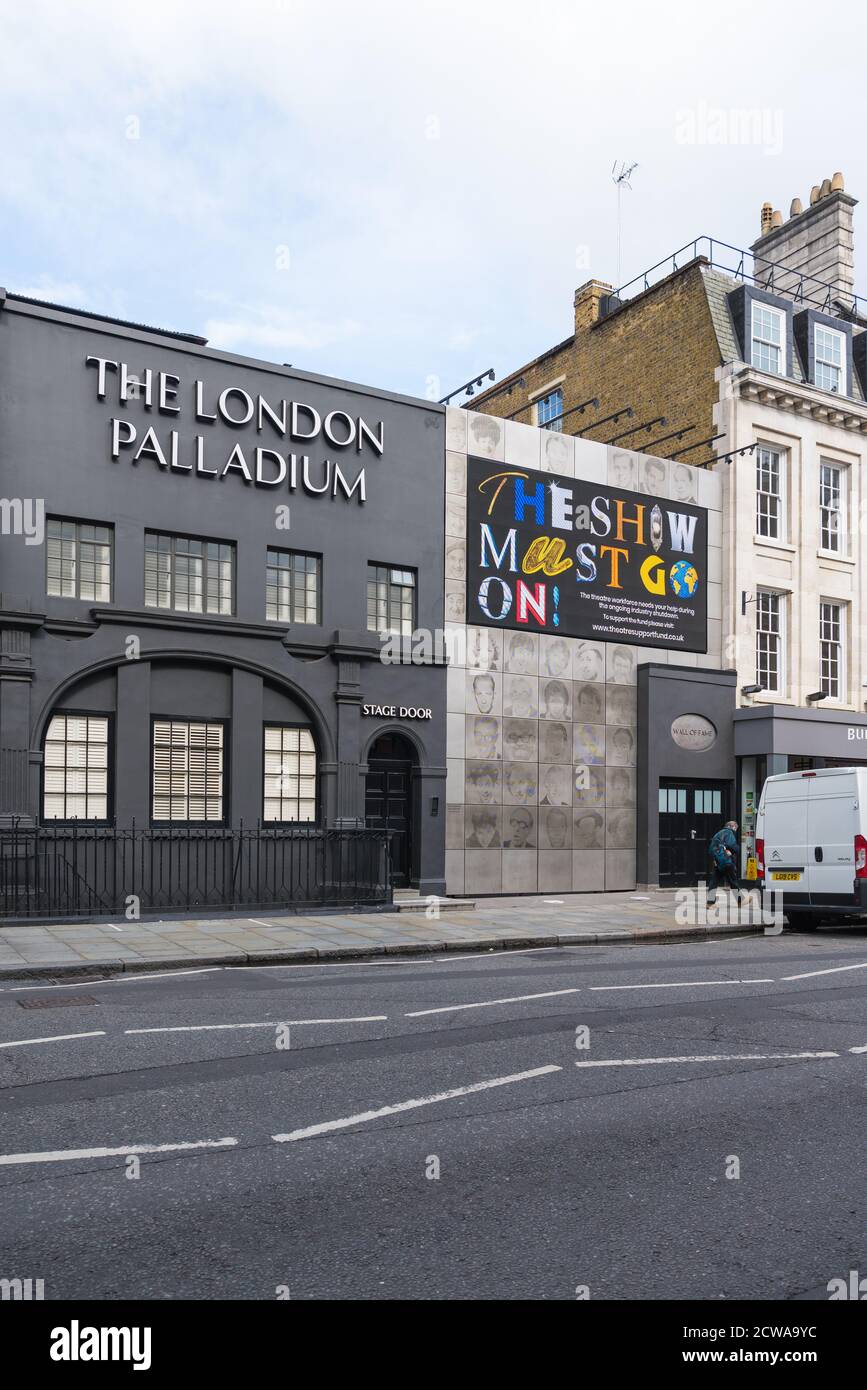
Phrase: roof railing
[{"left": 604, "top": 235, "right": 866, "bottom": 324}]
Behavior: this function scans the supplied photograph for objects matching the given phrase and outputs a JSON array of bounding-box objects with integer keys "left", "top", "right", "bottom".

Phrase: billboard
[{"left": 465, "top": 455, "right": 707, "bottom": 653}]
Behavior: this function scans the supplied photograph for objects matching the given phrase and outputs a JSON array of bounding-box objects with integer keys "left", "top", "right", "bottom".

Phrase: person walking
[{"left": 707, "top": 820, "right": 740, "bottom": 903}]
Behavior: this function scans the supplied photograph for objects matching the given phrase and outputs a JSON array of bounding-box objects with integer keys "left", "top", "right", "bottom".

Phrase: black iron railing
[
  {"left": 605, "top": 235, "right": 866, "bottom": 322},
  {"left": 0, "top": 822, "right": 392, "bottom": 919}
]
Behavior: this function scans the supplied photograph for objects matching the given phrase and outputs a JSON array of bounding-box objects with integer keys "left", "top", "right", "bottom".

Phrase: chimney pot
[
  {"left": 760, "top": 201, "right": 774, "bottom": 233},
  {"left": 771, "top": 209, "right": 783, "bottom": 228},
  {"left": 810, "top": 184, "right": 821, "bottom": 205},
  {"left": 831, "top": 171, "right": 845, "bottom": 192},
  {"left": 820, "top": 177, "right": 832, "bottom": 199},
  {"left": 790, "top": 197, "right": 802, "bottom": 218}
]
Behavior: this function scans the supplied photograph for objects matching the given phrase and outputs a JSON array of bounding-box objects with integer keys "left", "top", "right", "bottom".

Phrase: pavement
[
  {"left": 0, "top": 889, "right": 761, "bottom": 978},
  {"left": 0, "top": 925, "right": 865, "bottom": 1299}
]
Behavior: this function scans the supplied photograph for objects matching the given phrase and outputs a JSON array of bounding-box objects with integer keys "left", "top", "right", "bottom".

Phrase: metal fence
[{"left": 0, "top": 822, "right": 392, "bottom": 919}]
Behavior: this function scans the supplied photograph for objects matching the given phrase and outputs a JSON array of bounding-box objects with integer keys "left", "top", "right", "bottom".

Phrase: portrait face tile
[
  {"left": 608, "top": 446, "right": 637, "bottom": 491},
  {"left": 467, "top": 412, "right": 504, "bottom": 460},
  {"left": 670, "top": 462, "right": 697, "bottom": 504},
  {"left": 573, "top": 640, "right": 604, "bottom": 683},
  {"left": 467, "top": 714, "right": 501, "bottom": 761},
  {"left": 505, "top": 631, "right": 538, "bottom": 675},
  {"left": 541, "top": 635, "right": 573, "bottom": 679},
  {"left": 445, "top": 539, "right": 466, "bottom": 581},
  {"left": 465, "top": 760, "right": 502, "bottom": 804},
  {"left": 538, "top": 762, "right": 572, "bottom": 807},
  {"left": 541, "top": 721, "right": 571, "bottom": 764},
  {"left": 464, "top": 806, "right": 505, "bottom": 845},
  {"left": 573, "top": 808, "right": 605, "bottom": 851},
  {"left": 574, "top": 722, "right": 606, "bottom": 765},
  {"left": 573, "top": 681, "right": 604, "bottom": 724},
  {"left": 503, "top": 761, "right": 538, "bottom": 806},
  {"left": 503, "top": 673, "right": 538, "bottom": 719},
  {"left": 444, "top": 584, "right": 465, "bottom": 623},
  {"left": 539, "top": 805, "right": 572, "bottom": 850},
  {"left": 540, "top": 677, "right": 571, "bottom": 721},
  {"left": 607, "top": 725, "right": 636, "bottom": 766},
  {"left": 542, "top": 429, "right": 575, "bottom": 476},
  {"left": 640, "top": 455, "right": 668, "bottom": 498},
  {"left": 573, "top": 763, "right": 605, "bottom": 807},
  {"left": 606, "top": 808, "right": 636, "bottom": 850},
  {"left": 466, "top": 626, "right": 502, "bottom": 671},
  {"left": 465, "top": 805, "right": 502, "bottom": 850},
  {"left": 446, "top": 496, "right": 466, "bottom": 538},
  {"left": 446, "top": 449, "right": 467, "bottom": 495},
  {"left": 502, "top": 805, "right": 536, "bottom": 850},
  {"left": 606, "top": 644, "right": 637, "bottom": 685},
  {"left": 605, "top": 766, "right": 636, "bottom": 809},
  {"left": 445, "top": 408, "right": 467, "bottom": 454},
  {"left": 502, "top": 717, "right": 538, "bottom": 764},
  {"left": 467, "top": 669, "right": 501, "bottom": 716},
  {"left": 606, "top": 685, "right": 637, "bottom": 725}
]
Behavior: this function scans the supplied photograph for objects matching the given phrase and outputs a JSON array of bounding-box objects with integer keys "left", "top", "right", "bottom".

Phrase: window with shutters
[
  {"left": 265, "top": 549, "right": 321, "bottom": 623},
  {"left": 152, "top": 719, "right": 225, "bottom": 823},
  {"left": 366, "top": 564, "right": 416, "bottom": 636},
  {"left": 263, "top": 725, "right": 317, "bottom": 822},
  {"left": 46, "top": 518, "right": 113, "bottom": 601},
  {"left": 144, "top": 531, "right": 234, "bottom": 615},
  {"left": 42, "top": 714, "right": 110, "bottom": 821}
]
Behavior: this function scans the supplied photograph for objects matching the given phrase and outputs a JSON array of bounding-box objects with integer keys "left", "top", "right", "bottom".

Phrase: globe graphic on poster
[{"left": 670, "top": 560, "right": 699, "bottom": 598}]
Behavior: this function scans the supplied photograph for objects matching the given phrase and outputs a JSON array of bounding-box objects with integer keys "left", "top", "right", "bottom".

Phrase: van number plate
[{"left": 771, "top": 871, "right": 801, "bottom": 881}]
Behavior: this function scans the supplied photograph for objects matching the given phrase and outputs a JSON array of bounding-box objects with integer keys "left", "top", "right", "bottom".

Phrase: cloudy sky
[{"left": 0, "top": 1, "right": 861, "bottom": 401}]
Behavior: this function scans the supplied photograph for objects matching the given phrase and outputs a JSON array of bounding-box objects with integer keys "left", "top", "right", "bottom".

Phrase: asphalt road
[{"left": 1, "top": 926, "right": 865, "bottom": 1301}]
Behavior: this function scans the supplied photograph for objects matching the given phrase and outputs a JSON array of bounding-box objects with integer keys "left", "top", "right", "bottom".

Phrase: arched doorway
[{"left": 365, "top": 732, "right": 417, "bottom": 887}]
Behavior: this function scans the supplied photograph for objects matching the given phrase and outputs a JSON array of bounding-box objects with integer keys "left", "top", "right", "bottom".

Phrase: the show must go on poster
[{"left": 465, "top": 455, "right": 708, "bottom": 653}]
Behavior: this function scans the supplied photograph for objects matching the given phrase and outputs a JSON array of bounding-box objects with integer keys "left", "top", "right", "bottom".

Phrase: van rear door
[
  {"left": 762, "top": 776, "right": 808, "bottom": 896},
  {"left": 806, "top": 774, "right": 856, "bottom": 905}
]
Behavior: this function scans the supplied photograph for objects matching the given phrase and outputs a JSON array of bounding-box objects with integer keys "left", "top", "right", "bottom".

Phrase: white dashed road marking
[
  {"left": 780, "top": 962, "right": 867, "bottom": 981},
  {"left": 0, "top": 1137, "right": 239, "bottom": 1167},
  {"left": 405, "top": 987, "right": 580, "bottom": 1017},
  {"left": 0, "top": 1030, "right": 106, "bottom": 1049},
  {"left": 125, "top": 1015, "right": 387, "bottom": 1035},
  {"left": 575, "top": 1051, "right": 839, "bottom": 1068},
  {"left": 272, "top": 1065, "right": 564, "bottom": 1142}
]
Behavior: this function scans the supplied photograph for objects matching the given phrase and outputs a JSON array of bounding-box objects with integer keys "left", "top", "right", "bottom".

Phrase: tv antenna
[{"left": 612, "top": 160, "right": 638, "bottom": 286}]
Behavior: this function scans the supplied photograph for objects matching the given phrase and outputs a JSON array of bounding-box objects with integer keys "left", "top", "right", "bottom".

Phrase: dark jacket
[{"left": 709, "top": 826, "right": 737, "bottom": 867}]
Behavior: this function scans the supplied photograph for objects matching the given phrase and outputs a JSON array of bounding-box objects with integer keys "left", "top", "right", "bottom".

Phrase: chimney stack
[
  {"left": 574, "top": 279, "right": 613, "bottom": 331},
  {"left": 752, "top": 173, "right": 857, "bottom": 303}
]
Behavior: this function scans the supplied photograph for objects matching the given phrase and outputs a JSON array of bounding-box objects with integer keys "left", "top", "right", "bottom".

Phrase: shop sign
[{"left": 670, "top": 714, "right": 717, "bottom": 751}]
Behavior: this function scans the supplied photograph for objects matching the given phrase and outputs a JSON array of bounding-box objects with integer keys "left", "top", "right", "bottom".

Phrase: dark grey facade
[
  {"left": 0, "top": 292, "right": 447, "bottom": 903},
  {"left": 636, "top": 664, "right": 737, "bottom": 887}
]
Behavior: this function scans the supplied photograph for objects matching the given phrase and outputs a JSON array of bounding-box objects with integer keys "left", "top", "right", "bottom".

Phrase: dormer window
[
  {"left": 751, "top": 302, "right": 785, "bottom": 374},
  {"left": 814, "top": 325, "right": 845, "bottom": 393}
]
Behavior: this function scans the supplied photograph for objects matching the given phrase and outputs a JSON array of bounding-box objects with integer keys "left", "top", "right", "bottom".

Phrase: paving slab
[{"left": 0, "top": 891, "right": 760, "bottom": 980}]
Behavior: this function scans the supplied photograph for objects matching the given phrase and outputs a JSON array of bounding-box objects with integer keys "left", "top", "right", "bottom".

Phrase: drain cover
[{"left": 17, "top": 994, "right": 99, "bottom": 1009}]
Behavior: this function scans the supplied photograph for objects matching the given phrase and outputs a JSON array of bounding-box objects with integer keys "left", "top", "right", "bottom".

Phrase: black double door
[
  {"left": 658, "top": 778, "right": 731, "bottom": 886},
  {"left": 365, "top": 734, "right": 415, "bottom": 888}
]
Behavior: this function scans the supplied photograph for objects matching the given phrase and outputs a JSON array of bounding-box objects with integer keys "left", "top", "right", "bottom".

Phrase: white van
[{"left": 756, "top": 766, "right": 867, "bottom": 927}]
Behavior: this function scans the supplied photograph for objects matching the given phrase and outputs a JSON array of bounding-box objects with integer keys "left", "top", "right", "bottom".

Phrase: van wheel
[{"left": 785, "top": 912, "right": 818, "bottom": 930}]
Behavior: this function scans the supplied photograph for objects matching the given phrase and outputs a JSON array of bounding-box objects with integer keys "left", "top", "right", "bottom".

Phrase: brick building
[{"left": 466, "top": 173, "right": 867, "bottom": 885}]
